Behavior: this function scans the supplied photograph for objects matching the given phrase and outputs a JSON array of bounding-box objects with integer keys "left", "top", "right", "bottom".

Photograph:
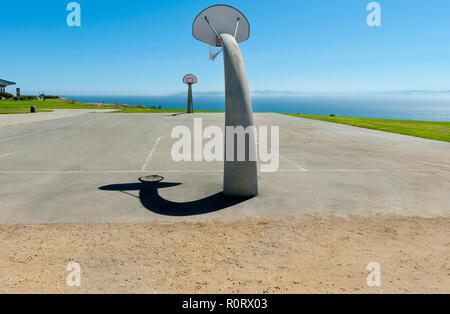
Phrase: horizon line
[{"left": 5, "top": 89, "right": 450, "bottom": 98}]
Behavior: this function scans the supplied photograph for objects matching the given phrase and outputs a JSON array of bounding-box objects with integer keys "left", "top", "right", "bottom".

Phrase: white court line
[
  {"left": 257, "top": 142, "right": 307, "bottom": 171},
  {"left": 140, "top": 169, "right": 409, "bottom": 173},
  {"left": 141, "top": 136, "right": 166, "bottom": 172},
  {"left": 0, "top": 169, "right": 444, "bottom": 174},
  {"left": 0, "top": 115, "right": 101, "bottom": 144},
  {"left": 0, "top": 142, "right": 63, "bottom": 159},
  {"left": 0, "top": 170, "right": 147, "bottom": 174},
  {"left": 0, "top": 131, "right": 46, "bottom": 144}
]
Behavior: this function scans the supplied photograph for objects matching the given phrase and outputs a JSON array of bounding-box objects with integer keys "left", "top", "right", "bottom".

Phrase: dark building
[{"left": 0, "top": 79, "right": 16, "bottom": 93}]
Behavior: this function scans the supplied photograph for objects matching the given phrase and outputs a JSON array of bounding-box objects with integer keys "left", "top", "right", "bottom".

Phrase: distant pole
[
  {"left": 16, "top": 88, "right": 21, "bottom": 112},
  {"left": 183, "top": 74, "right": 197, "bottom": 113},
  {"left": 187, "top": 84, "right": 193, "bottom": 113}
]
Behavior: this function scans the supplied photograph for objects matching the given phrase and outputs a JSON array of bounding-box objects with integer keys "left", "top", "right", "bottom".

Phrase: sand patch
[{"left": 0, "top": 215, "right": 448, "bottom": 293}]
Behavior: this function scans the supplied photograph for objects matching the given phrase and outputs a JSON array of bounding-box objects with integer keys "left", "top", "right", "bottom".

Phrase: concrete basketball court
[{"left": 0, "top": 112, "right": 449, "bottom": 224}]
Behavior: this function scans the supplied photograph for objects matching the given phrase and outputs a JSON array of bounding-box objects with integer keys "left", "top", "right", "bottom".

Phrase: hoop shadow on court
[
  {"left": 166, "top": 113, "right": 188, "bottom": 117},
  {"left": 98, "top": 175, "right": 251, "bottom": 216}
]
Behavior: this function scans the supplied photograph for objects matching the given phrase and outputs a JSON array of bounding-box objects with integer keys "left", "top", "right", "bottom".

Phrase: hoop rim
[{"left": 183, "top": 73, "right": 198, "bottom": 85}]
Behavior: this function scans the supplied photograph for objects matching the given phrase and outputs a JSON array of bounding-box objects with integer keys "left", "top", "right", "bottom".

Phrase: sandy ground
[{"left": 0, "top": 215, "right": 448, "bottom": 294}]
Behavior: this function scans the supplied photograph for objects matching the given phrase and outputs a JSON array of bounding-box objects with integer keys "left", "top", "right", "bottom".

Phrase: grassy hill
[
  {"left": 0, "top": 98, "right": 115, "bottom": 110},
  {"left": 283, "top": 113, "right": 450, "bottom": 142}
]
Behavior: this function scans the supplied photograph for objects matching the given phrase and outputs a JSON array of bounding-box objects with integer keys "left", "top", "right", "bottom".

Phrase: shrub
[
  {"left": 44, "top": 95, "right": 59, "bottom": 100},
  {"left": 0, "top": 92, "right": 13, "bottom": 99},
  {"left": 38, "top": 94, "right": 59, "bottom": 100},
  {"left": 13, "top": 95, "right": 38, "bottom": 100}
]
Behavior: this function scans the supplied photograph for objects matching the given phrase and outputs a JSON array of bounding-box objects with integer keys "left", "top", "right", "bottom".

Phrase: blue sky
[{"left": 1, "top": 0, "right": 449, "bottom": 96}]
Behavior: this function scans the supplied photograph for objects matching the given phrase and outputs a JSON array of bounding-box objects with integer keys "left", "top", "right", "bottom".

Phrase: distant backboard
[
  {"left": 183, "top": 74, "right": 198, "bottom": 85},
  {"left": 193, "top": 5, "right": 250, "bottom": 47}
]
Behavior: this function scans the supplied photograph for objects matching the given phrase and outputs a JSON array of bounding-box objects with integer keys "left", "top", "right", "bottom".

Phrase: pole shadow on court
[{"left": 99, "top": 175, "right": 252, "bottom": 217}]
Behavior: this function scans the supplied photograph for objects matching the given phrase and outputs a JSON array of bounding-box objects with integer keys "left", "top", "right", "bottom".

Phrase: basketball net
[{"left": 209, "top": 45, "right": 223, "bottom": 61}]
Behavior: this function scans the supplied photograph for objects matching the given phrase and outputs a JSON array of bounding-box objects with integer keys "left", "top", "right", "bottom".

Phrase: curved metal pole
[{"left": 221, "top": 33, "right": 258, "bottom": 197}]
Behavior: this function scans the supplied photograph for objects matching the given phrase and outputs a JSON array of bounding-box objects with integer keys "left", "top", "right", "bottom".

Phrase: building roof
[{"left": 0, "top": 79, "right": 16, "bottom": 86}]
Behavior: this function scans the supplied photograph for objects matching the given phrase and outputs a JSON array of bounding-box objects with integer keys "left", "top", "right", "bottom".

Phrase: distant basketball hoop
[
  {"left": 183, "top": 74, "right": 198, "bottom": 113},
  {"left": 183, "top": 74, "right": 198, "bottom": 85}
]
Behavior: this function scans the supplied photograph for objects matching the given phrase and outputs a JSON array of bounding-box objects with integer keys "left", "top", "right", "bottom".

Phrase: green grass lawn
[
  {"left": 282, "top": 113, "right": 450, "bottom": 142},
  {"left": 0, "top": 109, "right": 53, "bottom": 114},
  {"left": 0, "top": 100, "right": 221, "bottom": 113},
  {"left": 0, "top": 99, "right": 115, "bottom": 110}
]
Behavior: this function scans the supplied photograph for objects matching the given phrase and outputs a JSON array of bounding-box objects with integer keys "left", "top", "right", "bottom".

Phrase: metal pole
[
  {"left": 233, "top": 17, "right": 240, "bottom": 38},
  {"left": 205, "top": 16, "right": 222, "bottom": 45},
  {"left": 187, "top": 84, "right": 193, "bottom": 113},
  {"left": 221, "top": 33, "right": 258, "bottom": 197}
]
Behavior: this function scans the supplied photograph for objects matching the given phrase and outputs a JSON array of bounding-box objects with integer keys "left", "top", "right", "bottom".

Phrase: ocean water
[{"left": 66, "top": 94, "right": 450, "bottom": 122}]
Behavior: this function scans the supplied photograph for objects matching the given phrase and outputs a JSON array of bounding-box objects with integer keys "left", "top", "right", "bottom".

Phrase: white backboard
[
  {"left": 183, "top": 74, "right": 198, "bottom": 85},
  {"left": 193, "top": 5, "right": 250, "bottom": 47}
]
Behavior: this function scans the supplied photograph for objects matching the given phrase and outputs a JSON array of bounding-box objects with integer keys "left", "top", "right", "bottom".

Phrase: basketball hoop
[
  {"left": 183, "top": 74, "right": 198, "bottom": 85},
  {"left": 193, "top": 5, "right": 249, "bottom": 62},
  {"left": 183, "top": 74, "right": 198, "bottom": 114},
  {"left": 192, "top": 5, "right": 257, "bottom": 197}
]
